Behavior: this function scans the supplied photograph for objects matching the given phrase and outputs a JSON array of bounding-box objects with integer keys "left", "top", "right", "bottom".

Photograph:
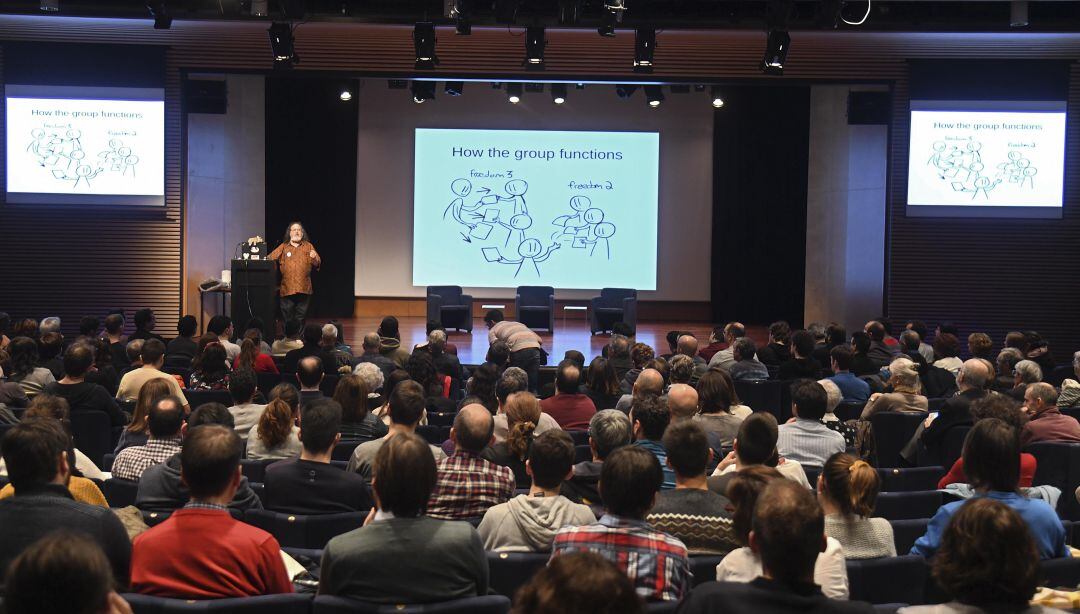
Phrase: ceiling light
[
  {"left": 551, "top": 83, "right": 567, "bottom": 104},
  {"left": 414, "top": 22, "right": 438, "bottom": 70},
  {"left": 339, "top": 88, "right": 352, "bottom": 101},
  {"left": 761, "top": 29, "right": 790, "bottom": 75},
  {"left": 40, "top": 0, "right": 60, "bottom": 11},
  {"left": 525, "top": 26, "right": 545, "bottom": 67},
  {"left": 710, "top": 85, "right": 724, "bottom": 108},
  {"left": 634, "top": 28, "right": 655, "bottom": 70},
  {"left": 444, "top": 81, "right": 464, "bottom": 96},
  {"left": 644, "top": 85, "right": 664, "bottom": 108},
  {"left": 267, "top": 23, "right": 298, "bottom": 67},
  {"left": 411, "top": 81, "right": 435, "bottom": 103},
  {"left": 506, "top": 83, "right": 523, "bottom": 104},
  {"left": 598, "top": 0, "right": 624, "bottom": 37}
]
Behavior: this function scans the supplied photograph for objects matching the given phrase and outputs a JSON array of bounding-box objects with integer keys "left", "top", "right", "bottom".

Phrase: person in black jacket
[
  {"left": 756, "top": 321, "right": 792, "bottom": 368},
  {"left": 901, "top": 359, "right": 991, "bottom": 466},
  {"left": 778, "top": 331, "right": 823, "bottom": 381},
  {"left": 44, "top": 344, "right": 128, "bottom": 427}
]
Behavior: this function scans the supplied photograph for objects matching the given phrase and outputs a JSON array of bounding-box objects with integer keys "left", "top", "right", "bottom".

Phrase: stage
[{"left": 334, "top": 316, "right": 768, "bottom": 365}]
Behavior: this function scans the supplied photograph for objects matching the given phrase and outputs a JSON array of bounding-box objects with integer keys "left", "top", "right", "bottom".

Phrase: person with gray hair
[
  {"left": 38, "top": 317, "right": 61, "bottom": 335},
  {"left": 494, "top": 367, "right": 559, "bottom": 444},
  {"left": 861, "top": 357, "right": 929, "bottom": 419},
  {"left": 708, "top": 322, "right": 751, "bottom": 372},
  {"left": 318, "top": 323, "right": 352, "bottom": 374},
  {"left": 606, "top": 334, "right": 633, "bottom": 381},
  {"left": 356, "top": 331, "right": 396, "bottom": 380},
  {"left": 562, "top": 409, "right": 633, "bottom": 510},
  {"left": 1058, "top": 351, "right": 1080, "bottom": 410},
  {"left": 904, "top": 359, "right": 990, "bottom": 466},
  {"left": 1012, "top": 359, "right": 1043, "bottom": 399},
  {"left": 1021, "top": 382, "right": 1080, "bottom": 445},
  {"left": 993, "top": 347, "right": 1024, "bottom": 392},
  {"left": 729, "top": 338, "right": 769, "bottom": 382},
  {"left": 422, "top": 328, "right": 463, "bottom": 387}
]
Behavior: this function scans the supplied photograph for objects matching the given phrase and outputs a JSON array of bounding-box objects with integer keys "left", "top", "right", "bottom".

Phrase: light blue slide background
[{"left": 413, "top": 128, "right": 659, "bottom": 290}]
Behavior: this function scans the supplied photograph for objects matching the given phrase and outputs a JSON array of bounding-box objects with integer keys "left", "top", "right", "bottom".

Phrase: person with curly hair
[
  {"left": 188, "top": 343, "right": 230, "bottom": 391},
  {"left": 246, "top": 396, "right": 301, "bottom": 460}
]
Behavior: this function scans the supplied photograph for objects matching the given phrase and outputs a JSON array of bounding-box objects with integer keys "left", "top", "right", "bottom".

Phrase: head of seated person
[
  {"left": 600, "top": 445, "right": 663, "bottom": 521},
  {"left": 299, "top": 398, "right": 343, "bottom": 460},
  {"left": 373, "top": 431, "right": 437, "bottom": 518},
  {"left": 632, "top": 368, "right": 664, "bottom": 399},
  {"left": 630, "top": 343, "right": 655, "bottom": 370},
  {"left": 452, "top": 404, "right": 495, "bottom": 454},
  {"left": 563, "top": 350, "right": 586, "bottom": 370},
  {"left": 181, "top": 424, "right": 243, "bottom": 504},
  {"left": 662, "top": 420, "right": 711, "bottom": 482},
  {"left": 555, "top": 360, "right": 583, "bottom": 396},
  {"left": 2, "top": 418, "right": 72, "bottom": 492},
  {"left": 496, "top": 367, "right": 529, "bottom": 410},
  {"left": 62, "top": 343, "right": 94, "bottom": 382},
  {"left": 513, "top": 551, "right": 643, "bottom": 614},
  {"left": 963, "top": 418, "right": 1020, "bottom": 495},
  {"left": 850, "top": 331, "right": 871, "bottom": 356},
  {"left": 388, "top": 380, "right": 426, "bottom": 429},
  {"left": 527, "top": 430, "right": 576, "bottom": 494},
  {"left": 750, "top": 479, "right": 828, "bottom": 587},
  {"left": 727, "top": 465, "right": 783, "bottom": 545},
  {"left": 734, "top": 413, "right": 781, "bottom": 468},
  {"left": 609, "top": 335, "right": 631, "bottom": 360},
  {"left": 698, "top": 368, "right": 740, "bottom": 415},
  {"left": 666, "top": 384, "right": 699, "bottom": 421},
  {"left": 4, "top": 532, "right": 126, "bottom": 614},
  {"left": 588, "top": 409, "right": 632, "bottom": 462},
  {"left": 818, "top": 452, "right": 880, "bottom": 520},
  {"left": 789, "top": 330, "right": 814, "bottom": 360},
  {"left": 228, "top": 368, "right": 258, "bottom": 405},
  {"left": 790, "top": 379, "right": 828, "bottom": 421},
  {"left": 187, "top": 402, "right": 235, "bottom": 431},
  {"left": 148, "top": 396, "right": 184, "bottom": 441},
  {"left": 140, "top": 339, "right": 166, "bottom": 370},
  {"left": 300, "top": 323, "right": 322, "bottom": 349},
  {"left": 732, "top": 337, "right": 757, "bottom": 363},
  {"left": 817, "top": 379, "right": 841, "bottom": 416},
  {"left": 669, "top": 355, "right": 694, "bottom": 386},
  {"left": 296, "top": 356, "right": 324, "bottom": 391},
  {"left": 124, "top": 339, "right": 144, "bottom": 367},
  {"left": 38, "top": 332, "right": 64, "bottom": 362},
  {"left": 630, "top": 395, "right": 669, "bottom": 443},
  {"left": 676, "top": 334, "right": 699, "bottom": 359}
]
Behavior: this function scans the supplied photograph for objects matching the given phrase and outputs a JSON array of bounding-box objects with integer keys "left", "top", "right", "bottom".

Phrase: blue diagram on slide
[
  {"left": 26, "top": 128, "right": 140, "bottom": 189},
  {"left": 925, "top": 138, "right": 1037, "bottom": 200},
  {"left": 442, "top": 178, "right": 618, "bottom": 279}
]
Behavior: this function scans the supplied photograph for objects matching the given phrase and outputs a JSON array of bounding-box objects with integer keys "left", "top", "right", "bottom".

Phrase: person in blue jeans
[{"left": 911, "top": 418, "right": 1069, "bottom": 560}]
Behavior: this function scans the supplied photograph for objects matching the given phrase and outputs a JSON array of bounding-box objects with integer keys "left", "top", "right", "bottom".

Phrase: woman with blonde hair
[
  {"left": 860, "top": 356, "right": 929, "bottom": 419},
  {"left": 484, "top": 391, "right": 540, "bottom": 489},
  {"left": 819, "top": 452, "right": 895, "bottom": 559},
  {"left": 247, "top": 396, "right": 301, "bottom": 460},
  {"left": 113, "top": 377, "right": 171, "bottom": 454}
]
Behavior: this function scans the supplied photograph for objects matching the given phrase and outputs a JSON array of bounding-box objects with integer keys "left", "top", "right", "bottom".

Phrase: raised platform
[{"left": 334, "top": 316, "right": 767, "bottom": 365}]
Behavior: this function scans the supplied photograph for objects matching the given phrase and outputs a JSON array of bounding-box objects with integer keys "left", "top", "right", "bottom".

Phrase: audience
[
  {"left": 486, "top": 309, "right": 545, "bottom": 392},
  {"left": 699, "top": 326, "right": 727, "bottom": 363},
  {"left": 828, "top": 345, "right": 871, "bottom": 403},
  {"left": 562, "top": 408, "right": 632, "bottom": 509},
  {"left": 907, "top": 359, "right": 991, "bottom": 465},
  {"left": 819, "top": 453, "right": 895, "bottom": 559},
  {"left": 932, "top": 333, "right": 963, "bottom": 375},
  {"left": 1057, "top": 350, "right": 1080, "bottom": 408},
  {"left": 647, "top": 420, "right": 737, "bottom": 555},
  {"left": 333, "top": 373, "right": 388, "bottom": 441},
  {"left": 1021, "top": 381, "right": 1080, "bottom": 444},
  {"left": 0, "top": 419, "right": 130, "bottom": 586},
  {"left": 479, "top": 429, "right": 595, "bottom": 552},
  {"left": 235, "top": 329, "right": 279, "bottom": 374},
  {"left": 263, "top": 398, "right": 372, "bottom": 514},
  {"left": 346, "top": 380, "right": 446, "bottom": 484},
  {"left": 44, "top": 342, "right": 127, "bottom": 426},
  {"left": 849, "top": 332, "right": 879, "bottom": 376},
  {"left": 484, "top": 391, "right": 541, "bottom": 488},
  {"left": 188, "top": 342, "right": 231, "bottom": 391},
  {"left": 3, "top": 532, "right": 131, "bottom": 614},
  {"left": 540, "top": 360, "right": 597, "bottom": 430},
  {"left": 778, "top": 330, "right": 823, "bottom": 380},
  {"left": 205, "top": 315, "right": 240, "bottom": 362},
  {"left": 224, "top": 368, "right": 265, "bottom": 441},
  {"left": 246, "top": 391, "right": 301, "bottom": 460},
  {"left": 355, "top": 330, "right": 397, "bottom": 380},
  {"left": 912, "top": 418, "right": 1068, "bottom": 559},
  {"left": 377, "top": 315, "right": 411, "bottom": 367},
  {"left": 583, "top": 356, "right": 624, "bottom": 411},
  {"left": 37, "top": 331, "right": 65, "bottom": 380},
  {"left": 116, "top": 339, "right": 189, "bottom": 411},
  {"left": 1011, "top": 359, "right": 1044, "bottom": 401},
  {"left": 729, "top": 337, "right": 770, "bottom": 382},
  {"left": 111, "top": 395, "right": 184, "bottom": 481},
  {"left": 692, "top": 479, "right": 868, "bottom": 612},
  {"left": 495, "top": 367, "right": 560, "bottom": 442},
  {"left": 675, "top": 334, "right": 709, "bottom": 382},
  {"left": 320, "top": 431, "right": 489, "bottom": 602},
  {"left": 629, "top": 394, "right": 676, "bottom": 490},
  {"left": 104, "top": 314, "right": 128, "bottom": 368},
  {"left": 707, "top": 322, "right": 748, "bottom": 371},
  {"left": 511, "top": 551, "right": 644, "bottom": 614},
  {"left": 428, "top": 403, "right": 515, "bottom": 520},
  {"left": 757, "top": 321, "right": 792, "bottom": 368},
  {"left": 937, "top": 394, "right": 1036, "bottom": 489},
  {"left": 552, "top": 445, "right": 690, "bottom": 602},
  {"left": 860, "top": 357, "right": 929, "bottom": 418},
  {"left": 709, "top": 412, "right": 811, "bottom": 495},
  {"left": 6, "top": 336, "right": 56, "bottom": 397},
  {"left": 131, "top": 308, "right": 165, "bottom": 344},
  {"left": 777, "top": 379, "right": 846, "bottom": 468},
  {"left": 165, "top": 315, "right": 199, "bottom": 368},
  {"left": 865, "top": 321, "right": 898, "bottom": 368},
  {"left": 694, "top": 368, "right": 752, "bottom": 447},
  {"left": 271, "top": 319, "right": 304, "bottom": 356},
  {"left": 131, "top": 424, "right": 292, "bottom": 598}
]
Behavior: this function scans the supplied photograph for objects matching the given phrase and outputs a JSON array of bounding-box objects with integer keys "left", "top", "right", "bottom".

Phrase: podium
[{"left": 231, "top": 259, "right": 277, "bottom": 339}]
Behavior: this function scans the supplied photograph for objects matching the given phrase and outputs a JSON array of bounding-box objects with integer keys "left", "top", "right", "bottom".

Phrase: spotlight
[
  {"left": 250, "top": 0, "right": 269, "bottom": 17},
  {"left": 448, "top": 0, "right": 472, "bottom": 34},
  {"left": 1010, "top": 0, "right": 1029, "bottom": 26},
  {"left": 761, "top": 29, "right": 790, "bottom": 75},
  {"left": 558, "top": 0, "right": 580, "bottom": 25},
  {"left": 414, "top": 22, "right": 438, "bottom": 70},
  {"left": 599, "top": 0, "right": 625, "bottom": 36},
  {"left": 634, "top": 27, "right": 655, "bottom": 70},
  {"left": 615, "top": 84, "right": 638, "bottom": 99},
  {"left": 506, "top": 83, "right": 523, "bottom": 104},
  {"left": 40, "top": 0, "right": 59, "bottom": 11},
  {"left": 710, "top": 85, "right": 724, "bottom": 108},
  {"left": 444, "top": 81, "right": 464, "bottom": 96},
  {"left": 147, "top": 2, "right": 172, "bottom": 29},
  {"left": 644, "top": 85, "right": 664, "bottom": 108},
  {"left": 268, "top": 23, "right": 298, "bottom": 67},
  {"left": 339, "top": 88, "right": 353, "bottom": 101},
  {"left": 411, "top": 81, "right": 436, "bottom": 103},
  {"left": 551, "top": 83, "right": 567, "bottom": 104},
  {"left": 525, "top": 26, "right": 545, "bottom": 68}
]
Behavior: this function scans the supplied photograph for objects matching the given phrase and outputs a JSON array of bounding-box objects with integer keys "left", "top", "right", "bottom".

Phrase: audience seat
[
  {"left": 846, "top": 555, "right": 927, "bottom": 605},
  {"left": 320, "top": 374, "right": 341, "bottom": 397},
  {"left": 926, "top": 397, "right": 947, "bottom": 413},
  {"left": 873, "top": 491, "right": 943, "bottom": 521},
  {"left": 566, "top": 430, "right": 589, "bottom": 446},
  {"left": 732, "top": 380, "right": 783, "bottom": 419},
  {"left": 890, "top": 518, "right": 930, "bottom": 554},
  {"left": 240, "top": 458, "right": 275, "bottom": 483},
  {"left": 427, "top": 411, "right": 456, "bottom": 427},
  {"left": 487, "top": 551, "right": 549, "bottom": 598},
  {"left": 426, "top": 286, "right": 473, "bottom": 333},
  {"left": 1047, "top": 365, "right": 1075, "bottom": 388},
  {"left": 123, "top": 593, "right": 312, "bottom": 613},
  {"left": 877, "top": 466, "right": 946, "bottom": 492},
  {"left": 588, "top": 288, "right": 637, "bottom": 335},
  {"left": 333, "top": 440, "right": 362, "bottom": 461},
  {"left": 182, "top": 389, "right": 233, "bottom": 409},
  {"left": 644, "top": 603, "right": 678, "bottom": 614},
  {"left": 243, "top": 509, "right": 366, "bottom": 549},
  {"left": 1041, "top": 556, "right": 1080, "bottom": 590},
  {"left": 835, "top": 401, "right": 866, "bottom": 422},
  {"left": 868, "top": 411, "right": 926, "bottom": 468},
  {"left": 100, "top": 478, "right": 140, "bottom": 508},
  {"left": 803, "top": 465, "right": 823, "bottom": 489},
  {"left": 689, "top": 555, "right": 723, "bottom": 586},
  {"left": 515, "top": 286, "right": 555, "bottom": 331},
  {"left": 249, "top": 481, "right": 266, "bottom": 505},
  {"left": 938, "top": 426, "right": 971, "bottom": 470},
  {"left": 70, "top": 410, "right": 113, "bottom": 468},
  {"left": 103, "top": 453, "right": 116, "bottom": 473},
  {"left": 574, "top": 445, "right": 592, "bottom": 464},
  {"left": 416, "top": 425, "right": 450, "bottom": 446},
  {"left": 142, "top": 510, "right": 172, "bottom": 527},
  {"left": 257, "top": 371, "right": 283, "bottom": 394},
  {"left": 313, "top": 595, "right": 511, "bottom": 613},
  {"left": 1027, "top": 441, "right": 1080, "bottom": 520}
]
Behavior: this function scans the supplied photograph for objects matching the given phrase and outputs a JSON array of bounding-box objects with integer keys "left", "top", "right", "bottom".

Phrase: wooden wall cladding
[{"left": 1, "top": 16, "right": 1078, "bottom": 352}]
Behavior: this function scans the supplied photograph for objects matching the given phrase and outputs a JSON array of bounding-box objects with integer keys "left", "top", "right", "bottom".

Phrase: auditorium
[{"left": 2, "top": 1, "right": 1080, "bottom": 612}]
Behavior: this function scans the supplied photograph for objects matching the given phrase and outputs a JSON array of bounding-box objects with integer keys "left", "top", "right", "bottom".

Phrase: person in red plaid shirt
[
  {"left": 551, "top": 445, "right": 690, "bottom": 602},
  {"left": 427, "top": 404, "right": 515, "bottom": 520}
]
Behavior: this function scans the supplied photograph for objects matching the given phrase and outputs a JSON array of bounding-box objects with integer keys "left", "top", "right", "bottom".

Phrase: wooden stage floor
[{"left": 334, "top": 316, "right": 766, "bottom": 365}]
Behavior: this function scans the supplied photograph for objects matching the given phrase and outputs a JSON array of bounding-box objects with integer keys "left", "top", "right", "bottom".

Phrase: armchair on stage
[
  {"left": 589, "top": 288, "right": 637, "bottom": 335},
  {"left": 426, "top": 285, "right": 473, "bottom": 332},
  {"left": 515, "top": 286, "right": 555, "bottom": 332}
]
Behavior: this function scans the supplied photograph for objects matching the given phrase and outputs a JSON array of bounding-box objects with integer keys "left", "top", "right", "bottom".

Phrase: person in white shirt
[
  {"left": 207, "top": 315, "right": 241, "bottom": 363},
  {"left": 226, "top": 369, "right": 265, "bottom": 441},
  {"left": 707, "top": 322, "right": 750, "bottom": 372},
  {"left": 776, "top": 380, "right": 846, "bottom": 469},
  {"left": 708, "top": 412, "right": 811, "bottom": 496}
]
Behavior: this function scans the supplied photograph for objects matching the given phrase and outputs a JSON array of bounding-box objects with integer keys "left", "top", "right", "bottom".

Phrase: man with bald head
[
  {"left": 615, "top": 368, "right": 665, "bottom": 413},
  {"left": 676, "top": 334, "right": 709, "bottom": 383},
  {"left": 541, "top": 360, "right": 597, "bottom": 430},
  {"left": 904, "top": 358, "right": 992, "bottom": 465},
  {"left": 355, "top": 331, "right": 396, "bottom": 380},
  {"left": 428, "top": 403, "right": 515, "bottom": 520}
]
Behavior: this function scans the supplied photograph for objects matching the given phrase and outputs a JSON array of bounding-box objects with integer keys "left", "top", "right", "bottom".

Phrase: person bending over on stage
[{"left": 269, "top": 222, "right": 320, "bottom": 326}]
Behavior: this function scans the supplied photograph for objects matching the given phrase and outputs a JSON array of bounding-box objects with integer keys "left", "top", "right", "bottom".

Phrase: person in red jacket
[
  {"left": 540, "top": 361, "right": 597, "bottom": 431},
  {"left": 131, "top": 425, "right": 293, "bottom": 598}
]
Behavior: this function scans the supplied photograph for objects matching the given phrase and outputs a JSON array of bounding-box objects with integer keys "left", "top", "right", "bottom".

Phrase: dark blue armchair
[
  {"left": 426, "top": 286, "right": 472, "bottom": 332},
  {"left": 515, "top": 286, "right": 555, "bottom": 331},
  {"left": 123, "top": 593, "right": 313, "bottom": 613},
  {"left": 313, "top": 595, "right": 511, "bottom": 613},
  {"left": 588, "top": 288, "right": 637, "bottom": 334}
]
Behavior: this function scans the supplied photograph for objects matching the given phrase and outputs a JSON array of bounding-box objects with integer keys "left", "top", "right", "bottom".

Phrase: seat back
[
  {"left": 320, "top": 374, "right": 341, "bottom": 397},
  {"left": 183, "top": 389, "right": 233, "bottom": 410},
  {"left": 243, "top": 509, "right": 366, "bottom": 549},
  {"left": 333, "top": 440, "right": 363, "bottom": 461},
  {"left": 877, "top": 466, "right": 946, "bottom": 492},
  {"left": 516, "top": 286, "right": 554, "bottom": 306},
  {"left": 873, "top": 491, "right": 942, "bottom": 521},
  {"left": 732, "top": 380, "right": 783, "bottom": 419},
  {"left": 1048, "top": 365, "right": 1075, "bottom": 388},
  {"left": 574, "top": 445, "right": 592, "bottom": 464},
  {"left": 689, "top": 555, "right": 723, "bottom": 586},
  {"left": 599, "top": 288, "right": 636, "bottom": 304},
  {"left": 803, "top": 465, "right": 823, "bottom": 489},
  {"left": 846, "top": 555, "right": 927, "bottom": 605},
  {"left": 123, "top": 593, "right": 313, "bottom": 613},
  {"left": 566, "top": 430, "right": 589, "bottom": 446},
  {"left": 890, "top": 518, "right": 930, "bottom": 555},
  {"left": 240, "top": 458, "right": 275, "bottom": 483},
  {"left": 1028, "top": 441, "right": 1080, "bottom": 520},
  {"left": 835, "top": 401, "right": 866, "bottom": 422},
  {"left": 256, "top": 371, "right": 283, "bottom": 395},
  {"left": 940, "top": 425, "right": 972, "bottom": 470},
  {"left": 1040, "top": 555, "right": 1080, "bottom": 589},
  {"left": 428, "top": 285, "right": 463, "bottom": 304},
  {"left": 416, "top": 425, "right": 450, "bottom": 446},
  {"left": 313, "top": 594, "right": 511, "bottom": 614},
  {"left": 70, "top": 410, "right": 113, "bottom": 468},
  {"left": 868, "top": 411, "right": 926, "bottom": 468},
  {"left": 100, "top": 478, "right": 140, "bottom": 508},
  {"left": 487, "top": 551, "right": 550, "bottom": 598}
]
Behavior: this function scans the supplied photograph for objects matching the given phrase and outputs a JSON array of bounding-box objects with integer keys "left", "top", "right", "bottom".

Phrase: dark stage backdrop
[
  {"left": 711, "top": 86, "right": 811, "bottom": 328},
  {"left": 265, "top": 76, "right": 358, "bottom": 319}
]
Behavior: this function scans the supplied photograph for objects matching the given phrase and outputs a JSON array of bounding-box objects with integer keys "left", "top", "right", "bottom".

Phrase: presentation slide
[
  {"left": 907, "top": 100, "right": 1066, "bottom": 218},
  {"left": 413, "top": 128, "right": 659, "bottom": 290},
  {"left": 5, "top": 85, "right": 165, "bottom": 206}
]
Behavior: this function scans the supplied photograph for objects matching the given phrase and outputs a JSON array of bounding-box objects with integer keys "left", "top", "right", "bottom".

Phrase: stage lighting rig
[
  {"left": 558, "top": 0, "right": 580, "bottom": 25},
  {"left": 761, "top": 29, "right": 790, "bottom": 75},
  {"left": 525, "top": 26, "right": 546, "bottom": 68},
  {"left": 598, "top": 0, "right": 625, "bottom": 37},
  {"left": 634, "top": 27, "right": 655, "bottom": 71},
  {"left": 644, "top": 85, "right": 664, "bottom": 108},
  {"left": 339, "top": 88, "right": 352, "bottom": 101},
  {"left": 615, "top": 84, "right": 638, "bottom": 99},
  {"left": 414, "top": 22, "right": 439, "bottom": 70},
  {"left": 412, "top": 81, "right": 436, "bottom": 103},
  {"left": 447, "top": 0, "right": 472, "bottom": 35},
  {"left": 40, "top": 0, "right": 60, "bottom": 12},
  {"left": 506, "top": 83, "right": 523, "bottom": 104},
  {"left": 268, "top": 23, "right": 298, "bottom": 67},
  {"left": 551, "top": 83, "right": 567, "bottom": 104}
]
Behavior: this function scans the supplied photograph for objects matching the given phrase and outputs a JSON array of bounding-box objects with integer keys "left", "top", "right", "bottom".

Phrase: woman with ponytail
[
  {"left": 234, "top": 329, "right": 279, "bottom": 374},
  {"left": 818, "top": 452, "right": 896, "bottom": 559},
  {"left": 247, "top": 396, "right": 301, "bottom": 460},
  {"left": 483, "top": 391, "right": 540, "bottom": 489}
]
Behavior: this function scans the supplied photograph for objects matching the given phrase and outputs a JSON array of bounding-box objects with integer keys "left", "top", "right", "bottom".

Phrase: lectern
[{"left": 231, "top": 259, "right": 277, "bottom": 339}]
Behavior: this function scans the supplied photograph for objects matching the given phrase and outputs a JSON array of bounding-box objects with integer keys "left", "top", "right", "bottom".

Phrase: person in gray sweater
[
  {"left": 479, "top": 430, "right": 596, "bottom": 552},
  {"left": 319, "top": 431, "right": 488, "bottom": 603}
]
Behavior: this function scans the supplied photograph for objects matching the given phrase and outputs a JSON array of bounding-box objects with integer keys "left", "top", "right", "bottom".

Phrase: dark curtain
[
  {"left": 265, "top": 76, "right": 358, "bottom": 319},
  {"left": 710, "top": 86, "right": 810, "bottom": 328}
]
